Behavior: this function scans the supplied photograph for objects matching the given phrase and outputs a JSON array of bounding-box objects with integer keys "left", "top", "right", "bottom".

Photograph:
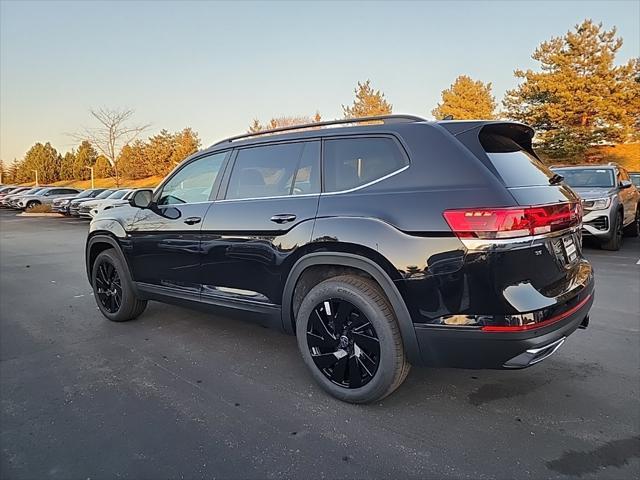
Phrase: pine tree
[
  {"left": 18, "top": 142, "right": 61, "bottom": 184},
  {"left": 343, "top": 80, "right": 392, "bottom": 119},
  {"left": 73, "top": 141, "right": 98, "bottom": 180},
  {"left": 248, "top": 119, "right": 263, "bottom": 133},
  {"left": 504, "top": 19, "right": 640, "bottom": 158},
  {"left": 432, "top": 76, "right": 496, "bottom": 120}
]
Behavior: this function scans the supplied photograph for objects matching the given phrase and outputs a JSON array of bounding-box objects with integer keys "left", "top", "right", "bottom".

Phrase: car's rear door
[
  {"left": 199, "top": 140, "right": 321, "bottom": 310},
  {"left": 127, "top": 151, "right": 229, "bottom": 297}
]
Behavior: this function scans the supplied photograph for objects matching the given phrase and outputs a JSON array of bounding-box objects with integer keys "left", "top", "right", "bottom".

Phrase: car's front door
[
  {"left": 127, "top": 151, "right": 229, "bottom": 296},
  {"left": 200, "top": 140, "right": 321, "bottom": 309}
]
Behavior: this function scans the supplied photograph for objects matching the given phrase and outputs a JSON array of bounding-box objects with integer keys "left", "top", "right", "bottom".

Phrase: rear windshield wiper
[{"left": 549, "top": 173, "right": 564, "bottom": 185}]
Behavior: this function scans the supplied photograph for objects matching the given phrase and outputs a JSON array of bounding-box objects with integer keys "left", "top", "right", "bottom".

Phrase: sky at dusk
[{"left": 1, "top": 0, "right": 638, "bottom": 162}]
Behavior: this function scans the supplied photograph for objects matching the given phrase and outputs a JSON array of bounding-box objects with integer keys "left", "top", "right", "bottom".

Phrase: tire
[
  {"left": 25, "top": 201, "right": 40, "bottom": 210},
  {"left": 623, "top": 205, "right": 639, "bottom": 237},
  {"left": 295, "top": 274, "right": 410, "bottom": 404},
  {"left": 601, "top": 211, "right": 623, "bottom": 251},
  {"left": 91, "top": 248, "right": 147, "bottom": 322}
]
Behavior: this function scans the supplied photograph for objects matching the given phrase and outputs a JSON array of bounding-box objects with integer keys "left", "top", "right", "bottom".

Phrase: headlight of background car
[
  {"left": 60, "top": 199, "right": 70, "bottom": 205},
  {"left": 582, "top": 197, "right": 612, "bottom": 210}
]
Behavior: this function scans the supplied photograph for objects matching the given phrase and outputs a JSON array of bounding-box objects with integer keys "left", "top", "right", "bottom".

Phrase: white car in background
[
  {"left": 87, "top": 188, "right": 154, "bottom": 218},
  {"left": 79, "top": 189, "right": 133, "bottom": 218}
]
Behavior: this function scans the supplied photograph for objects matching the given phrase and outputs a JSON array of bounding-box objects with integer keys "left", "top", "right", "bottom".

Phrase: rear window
[
  {"left": 323, "top": 137, "right": 407, "bottom": 192},
  {"left": 480, "top": 133, "right": 554, "bottom": 187}
]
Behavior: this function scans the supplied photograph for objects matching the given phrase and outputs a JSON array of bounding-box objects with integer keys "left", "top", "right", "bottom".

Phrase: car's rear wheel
[
  {"left": 623, "top": 205, "right": 639, "bottom": 237},
  {"left": 601, "top": 211, "right": 623, "bottom": 251},
  {"left": 295, "top": 274, "right": 410, "bottom": 403},
  {"left": 91, "top": 249, "right": 147, "bottom": 322}
]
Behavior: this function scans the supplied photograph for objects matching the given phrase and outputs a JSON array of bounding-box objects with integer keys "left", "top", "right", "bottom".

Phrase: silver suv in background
[
  {"left": 16, "top": 187, "right": 82, "bottom": 210},
  {"left": 552, "top": 164, "right": 639, "bottom": 250}
]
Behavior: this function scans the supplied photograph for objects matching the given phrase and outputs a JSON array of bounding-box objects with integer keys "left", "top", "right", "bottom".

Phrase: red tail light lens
[{"left": 443, "top": 203, "right": 581, "bottom": 239}]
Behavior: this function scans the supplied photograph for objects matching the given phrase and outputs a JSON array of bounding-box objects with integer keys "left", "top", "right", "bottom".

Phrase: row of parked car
[{"left": 0, "top": 185, "right": 153, "bottom": 218}]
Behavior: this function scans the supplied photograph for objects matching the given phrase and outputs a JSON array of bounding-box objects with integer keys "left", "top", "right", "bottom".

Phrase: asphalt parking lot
[{"left": 0, "top": 209, "right": 638, "bottom": 479}]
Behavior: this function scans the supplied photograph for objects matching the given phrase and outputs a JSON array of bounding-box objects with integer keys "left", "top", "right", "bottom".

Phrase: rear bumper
[{"left": 413, "top": 289, "right": 593, "bottom": 369}]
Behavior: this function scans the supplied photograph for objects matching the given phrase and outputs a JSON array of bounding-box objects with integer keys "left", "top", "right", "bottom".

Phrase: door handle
[
  {"left": 183, "top": 216, "right": 202, "bottom": 225},
  {"left": 270, "top": 214, "right": 296, "bottom": 224}
]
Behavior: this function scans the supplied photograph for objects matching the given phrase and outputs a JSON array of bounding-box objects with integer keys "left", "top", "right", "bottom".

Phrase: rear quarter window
[
  {"left": 480, "top": 132, "right": 554, "bottom": 187},
  {"left": 323, "top": 137, "right": 407, "bottom": 192}
]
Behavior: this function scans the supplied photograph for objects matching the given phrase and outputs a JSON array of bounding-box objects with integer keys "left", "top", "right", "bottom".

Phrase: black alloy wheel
[
  {"left": 95, "top": 259, "right": 123, "bottom": 314},
  {"left": 306, "top": 298, "right": 380, "bottom": 389}
]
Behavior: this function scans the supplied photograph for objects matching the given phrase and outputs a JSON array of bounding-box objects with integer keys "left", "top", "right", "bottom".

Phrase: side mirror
[
  {"left": 129, "top": 189, "right": 153, "bottom": 209},
  {"left": 620, "top": 180, "right": 632, "bottom": 189}
]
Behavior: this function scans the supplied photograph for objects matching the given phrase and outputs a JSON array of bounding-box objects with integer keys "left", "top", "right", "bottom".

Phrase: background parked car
[
  {"left": 0, "top": 186, "right": 17, "bottom": 197},
  {"left": 16, "top": 187, "right": 82, "bottom": 210},
  {"left": 552, "top": 163, "right": 639, "bottom": 250},
  {"left": 79, "top": 189, "right": 132, "bottom": 218},
  {"left": 4, "top": 187, "right": 48, "bottom": 208},
  {"left": 69, "top": 189, "right": 115, "bottom": 217},
  {"left": 52, "top": 188, "right": 107, "bottom": 214},
  {"left": 88, "top": 189, "right": 152, "bottom": 218},
  {"left": 630, "top": 172, "right": 640, "bottom": 188},
  {"left": 1, "top": 187, "right": 33, "bottom": 206}
]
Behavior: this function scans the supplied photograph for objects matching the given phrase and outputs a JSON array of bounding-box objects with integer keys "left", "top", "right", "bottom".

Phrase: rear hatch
[{"left": 439, "top": 121, "right": 592, "bottom": 325}]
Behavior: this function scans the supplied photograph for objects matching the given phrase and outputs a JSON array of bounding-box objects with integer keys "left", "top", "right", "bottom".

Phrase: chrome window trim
[
  {"left": 321, "top": 164, "right": 410, "bottom": 196},
  {"left": 216, "top": 193, "right": 320, "bottom": 204}
]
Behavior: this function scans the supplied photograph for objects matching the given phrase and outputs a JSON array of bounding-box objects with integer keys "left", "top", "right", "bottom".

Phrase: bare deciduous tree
[{"left": 71, "top": 108, "right": 149, "bottom": 185}]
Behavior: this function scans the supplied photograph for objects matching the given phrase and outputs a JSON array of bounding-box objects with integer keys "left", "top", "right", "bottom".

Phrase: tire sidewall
[
  {"left": 91, "top": 249, "right": 136, "bottom": 321},
  {"left": 296, "top": 278, "right": 399, "bottom": 403}
]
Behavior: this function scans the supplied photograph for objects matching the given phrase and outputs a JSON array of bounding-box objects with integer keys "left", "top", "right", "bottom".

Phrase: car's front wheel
[
  {"left": 91, "top": 249, "right": 147, "bottom": 322},
  {"left": 296, "top": 275, "right": 410, "bottom": 403},
  {"left": 25, "top": 201, "right": 40, "bottom": 210},
  {"left": 601, "top": 211, "right": 623, "bottom": 251}
]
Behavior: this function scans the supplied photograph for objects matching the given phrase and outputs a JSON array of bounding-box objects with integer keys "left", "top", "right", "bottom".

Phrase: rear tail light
[{"left": 443, "top": 203, "right": 581, "bottom": 239}]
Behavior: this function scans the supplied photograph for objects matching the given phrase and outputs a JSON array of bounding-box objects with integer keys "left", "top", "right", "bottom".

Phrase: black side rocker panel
[{"left": 282, "top": 252, "right": 422, "bottom": 364}]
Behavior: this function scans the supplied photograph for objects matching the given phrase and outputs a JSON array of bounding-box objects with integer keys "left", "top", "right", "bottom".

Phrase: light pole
[
  {"left": 32, "top": 169, "right": 39, "bottom": 186},
  {"left": 85, "top": 166, "right": 94, "bottom": 189}
]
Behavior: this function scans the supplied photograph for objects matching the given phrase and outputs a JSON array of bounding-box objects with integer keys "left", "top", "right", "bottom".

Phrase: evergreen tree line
[{"left": 2, "top": 128, "right": 200, "bottom": 185}]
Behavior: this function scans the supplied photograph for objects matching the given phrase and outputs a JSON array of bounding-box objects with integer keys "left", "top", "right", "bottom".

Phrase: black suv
[{"left": 86, "top": 115, "right": 594, "bottom": 403}]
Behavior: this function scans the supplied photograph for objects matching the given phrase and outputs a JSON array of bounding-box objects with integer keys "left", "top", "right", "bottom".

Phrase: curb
[{"left": 17, "top": 213, "right": 64, "bottom": 217}]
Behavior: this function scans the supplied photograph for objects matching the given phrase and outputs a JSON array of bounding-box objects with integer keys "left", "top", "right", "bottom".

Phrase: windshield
[
  {"left": 95, "top": 189, "right": 115, "bottom": 199},
  {"left": 106, "top": 190, "right": 129, "bottom": 200},
  {"left": 21, "top": 188, "right": 42, "bottom": 195},
  {"left": 630, "top": 173, "right": 640, "bottom": 187},
  {"left": 554, "top": 168, "right": 615, "bottom": 188},
  {"left": 75, "top": 189, "right": 96, "bottom": 199}
]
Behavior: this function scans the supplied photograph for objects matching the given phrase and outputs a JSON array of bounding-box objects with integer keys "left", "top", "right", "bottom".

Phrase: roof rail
[{"left": 212, "top": 114, "right": 426, "bottom": 146}]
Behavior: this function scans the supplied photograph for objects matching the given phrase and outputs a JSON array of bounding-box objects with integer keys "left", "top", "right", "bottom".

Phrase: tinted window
[
  {"left": 480, "top": 133, "right": 554, "bottom": 187},
  {"left": 323, "top": 137, "right": 407, "bottom": 192},
  {"left": 106, "top": 190, "right": 129, "bottom": 200},
  {"left": 630, "top": 173, "right": 640, "bottom": 187},
  {"left": 158, "top": 152, "right": 226, "bottom": 205},
  {"left": 95, "top": 190, "right": 116, "bottom": 199},
  {"left": 555, "top": 168, "right": 615, "bottom": 188},
  {"left": 226, "top": 141, "right": 320, "bottom": 200}
]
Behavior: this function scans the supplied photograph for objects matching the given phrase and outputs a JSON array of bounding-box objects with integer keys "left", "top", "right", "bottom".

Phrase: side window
[
  {"left": 157, "top": 152, "right": 226, "bottom": 205},
  {"left": 225, "top": 141, "right": 320, "bottom": 200},
  {"left": 619, "top": 168, "right": 630, "bottom": 181},
  {"left": 323, "top": 137, "right": 408, "bottom": 192}
]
